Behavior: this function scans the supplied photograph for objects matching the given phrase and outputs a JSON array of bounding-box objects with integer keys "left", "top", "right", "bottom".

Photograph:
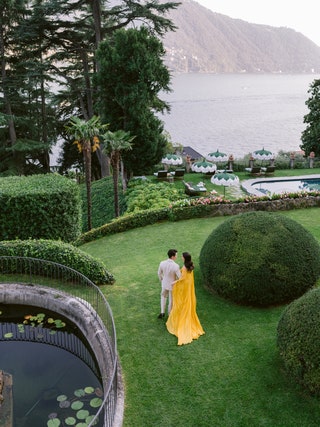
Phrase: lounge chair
[
  {"left": 245, "top": 167, "right": 261, "bottom": 176},
  {"left": 171, "top": 168, "right": 185, "bottom": 179},
  {"left": 153, "top": 170, "right": 173, "bottom": 180},
  {"left": 262, "top": 166, "right": 275, "bottom": 176},
  {"left": 183, "top": 181, "right": 207, "bottom": 196}
]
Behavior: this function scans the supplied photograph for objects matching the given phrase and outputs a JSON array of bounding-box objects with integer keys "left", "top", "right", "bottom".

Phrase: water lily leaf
[
  {"left": 17, "top": 324, "right": 25, "bottom": 333},
  {"left": 47, "top": 418, "right": 61, "bottom": 427},
  {"left": 84, "top": 386, "right": 94, "bottom": 394},
  {"left": 54, "top": 319, "right": 66, "bottom": 328},
  {"left": 74, "top": 389, "right": 85, "bottom": 397},
  {"left": 48, "top": 413, "right": 58, "bottom": 419},
  {"left": 85, "top": 415, "right": 99, "bottom": 425},
  {"left": 4, "top": 333, "right": 13, "bottom": 338},
  {"left": 76, "top": 409, "right": 90, "bottom": 420},
  {"left": 0, "top": 311, "right": 2, "bottom": 315},
  {"left": 57, "top": 394, "right": 68, "bottom": 402},
  {"left": 65, "top": 417, "right": 76, "bottom": 425},
  {"left": 94, "top": 387, "right": 103, "bottom": 397},
  {"left": 47, "top": 318, "right": 55, "bottom": 324},
  {"left": 71, "top": 401, "right": 84, "bottom": 410},
  {"left": 59, "top": 400, "right": 70, "bottom": 408},
  {"left": 89, "top": 397, "right": 102, "bottom": 408},
  {"left": 75, "top": 423, "right": 87, "bottom": 427}
]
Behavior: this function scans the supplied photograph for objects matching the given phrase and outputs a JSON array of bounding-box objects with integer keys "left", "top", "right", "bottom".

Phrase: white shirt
[{"left": 158, "top": 258, "right": 181, "bottom": 291}]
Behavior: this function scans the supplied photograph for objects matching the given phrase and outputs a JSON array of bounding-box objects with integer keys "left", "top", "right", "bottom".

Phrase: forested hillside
[{"left": 162, "top": 0, "right": 320, "bottom": 73}]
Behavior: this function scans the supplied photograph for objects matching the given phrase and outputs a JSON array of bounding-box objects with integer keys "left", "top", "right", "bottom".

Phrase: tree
[
  {"left": 300, "top": 79, "right": 320, "bottom": 156},
  {"left": 65, "top": 116, "right": 107, "bottom": 230},
  {"left": 95, "top": 26, "right": 171, "bottom": 178},
  {"left": 102, "top": 130, "right": 134, "bottom": 217}
]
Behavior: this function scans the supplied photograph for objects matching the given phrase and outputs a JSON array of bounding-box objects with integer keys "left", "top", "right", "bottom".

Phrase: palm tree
[
  {"left": 102, "top": 130, "right": 134, "bottom": 217},
  {"left": 65, "top": 115, "right": 107, "bottom": 230}
]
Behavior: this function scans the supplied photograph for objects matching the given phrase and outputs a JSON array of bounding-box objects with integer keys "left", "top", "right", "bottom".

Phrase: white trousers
[{"left": 161, "top": 288, "right": 172, "bottom": 314}]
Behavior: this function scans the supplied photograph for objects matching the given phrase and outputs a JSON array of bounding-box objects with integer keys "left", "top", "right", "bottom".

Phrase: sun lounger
[
  {"left": 183, "top": 181, "right": 207, "bottom": 196},
  {"left": 153, "top": 170, "right": 173, "bottom": 180},
  {"left": 261, "top": 166, "right": 275, "bottom": 176},
  {"left": 171, "top": 168, "right": 185, "bottom": 179},
  {"left": 245, "top": 167, "right": 262, "bottom": 176}
]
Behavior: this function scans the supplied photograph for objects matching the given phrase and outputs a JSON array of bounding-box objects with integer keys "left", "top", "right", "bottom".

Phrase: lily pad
[
  {"left": 76, "top": 409, "right": 90, "bottom": 420},
  {"left": 94, "top": 387, "right": 103, "bottom": 397},
  {"left": 4, "top": 332, "right": 13, "bottom": 338},
  {"left": 89, "top": 397, "right": 102, "bottom": 408},
  {"left": 65, "top": 417, "right": 76, "bottom": 425},
  {"left": 84, "top": 386, "right": 94, "bottom": 394},
  {"left": 47, "top": 418, "right": 61, "bottom": 427},
  {"left": 86, "top": 415, "right": 99, "bottom": 425},
  {"left": 57, "top": 394, "right": 68, "bottom": 402},
  {"left": 71, "top": 401, "right": 84, "bottom": 410},
  {"left": 74, "top": 389, "right": 85, "bottom": 397},
  {"left": 59, "top": 400, "right": 70, "bottom": 408}
]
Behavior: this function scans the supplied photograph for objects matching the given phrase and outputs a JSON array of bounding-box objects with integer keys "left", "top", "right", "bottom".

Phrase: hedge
[
  {"left": 0, "top": 239, "right": 114, "bottom": 285},
  {"left": 0, "top": 174, "right": 82, "bottom": 242}
]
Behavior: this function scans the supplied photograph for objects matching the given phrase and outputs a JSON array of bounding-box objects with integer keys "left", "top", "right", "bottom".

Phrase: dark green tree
[
  {"left": 95, "top": 26, "right": 171, "bottom": 177},
  {"left": 0, "top": 0, "right": 180, "bottom": 176},
  {"left": 300, "top": 79, "right": 320, "bottom": 156}
]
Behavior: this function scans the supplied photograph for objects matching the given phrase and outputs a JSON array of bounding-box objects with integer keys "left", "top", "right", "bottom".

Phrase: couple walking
[{"left": 158, "top": 249, "right": 205, "bottom": 346}]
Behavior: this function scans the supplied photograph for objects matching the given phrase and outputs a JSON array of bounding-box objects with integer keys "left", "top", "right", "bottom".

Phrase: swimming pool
[{"left": 241, "top": 174, "right": 320, "bottom": 197}]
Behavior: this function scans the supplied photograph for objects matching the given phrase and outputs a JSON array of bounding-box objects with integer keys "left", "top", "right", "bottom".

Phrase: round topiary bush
[
  {"left": 277, "top": 288, "right": 320, "bottom": 395},
  {"left": 199, "top": 211, "right": 320, "bottom": 306}
]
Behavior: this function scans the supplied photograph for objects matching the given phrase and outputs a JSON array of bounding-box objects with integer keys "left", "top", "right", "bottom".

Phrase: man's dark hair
[{"left": 167, "top": 249, "right": 177, "bottom": 258}]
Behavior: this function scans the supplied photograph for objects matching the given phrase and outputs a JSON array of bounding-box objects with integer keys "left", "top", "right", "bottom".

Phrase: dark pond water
[{"left": 0, "top": 304, "right": 103, "bottom": 427}]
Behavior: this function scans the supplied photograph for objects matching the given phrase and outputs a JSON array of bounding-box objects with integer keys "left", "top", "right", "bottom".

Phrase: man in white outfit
[{"left": 157, "top": 249, "right": 181, "bottom": 319}]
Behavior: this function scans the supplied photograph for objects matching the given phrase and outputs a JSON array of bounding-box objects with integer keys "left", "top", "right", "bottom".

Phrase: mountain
[{"left": 161, "top": 0, "right": 320, "bottom": 73}]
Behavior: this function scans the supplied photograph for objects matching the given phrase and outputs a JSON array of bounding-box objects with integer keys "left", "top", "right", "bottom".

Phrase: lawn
[{"left": 81, "top": 207, "right": 320, "bottom": 427}]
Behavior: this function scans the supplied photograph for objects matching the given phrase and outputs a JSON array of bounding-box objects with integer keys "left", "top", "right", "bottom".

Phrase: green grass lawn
[{"left": 81, "top": 207, "right": 320, "bottom": 427}]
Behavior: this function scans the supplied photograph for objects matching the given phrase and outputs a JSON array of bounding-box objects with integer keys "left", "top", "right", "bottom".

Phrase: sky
[{"left": 195, "top": 0, "right": 320, "bottom": 47}]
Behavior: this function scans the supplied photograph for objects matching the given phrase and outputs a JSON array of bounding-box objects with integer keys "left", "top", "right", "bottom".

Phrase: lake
[{"left": 159, "top": 73, "right": 320, "bottom": 159}]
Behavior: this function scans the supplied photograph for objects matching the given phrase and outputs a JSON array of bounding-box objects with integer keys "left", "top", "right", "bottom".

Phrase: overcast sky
[{"left": 195, "top": 0, "right": 320, "bottom": 47}]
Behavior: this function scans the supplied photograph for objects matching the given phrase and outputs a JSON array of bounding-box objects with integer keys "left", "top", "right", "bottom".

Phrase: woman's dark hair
[{"left": 183, "top": 252, "right": 194, "bottom": 272}]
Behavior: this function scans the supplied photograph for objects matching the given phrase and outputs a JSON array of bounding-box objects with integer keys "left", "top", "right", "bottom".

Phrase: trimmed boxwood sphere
[
  {"left": 277, "top": 288, "right": 320, "bottom": 395},
  {"left": 199, "top": 211, "right": 320, "bottom": 306}
]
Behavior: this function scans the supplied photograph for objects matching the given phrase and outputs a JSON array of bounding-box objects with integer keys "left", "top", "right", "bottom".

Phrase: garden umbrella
[
  {"left": 206, "top": 149, "right": 228, "bottom": 163},
  {"left": 161, "top": 154, "right": 183, "bottom": 165},
  {"left": 191, "top": 160, "right": 217, "bottom": 174},
  {"left": 211, "top": 171, "right": 239, "bottom": 196},
  {"left": 252, "top": 148, "right": 275, "bottom": 162}
]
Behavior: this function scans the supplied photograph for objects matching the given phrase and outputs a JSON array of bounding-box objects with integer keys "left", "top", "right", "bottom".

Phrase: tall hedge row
[{"left": 0, "top": 174, "right": 81, "bottom": 242}]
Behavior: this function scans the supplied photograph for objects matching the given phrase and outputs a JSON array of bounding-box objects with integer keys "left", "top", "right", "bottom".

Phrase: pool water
[
  {"left": 0, "top": 305, "right": 103, "bottom": 427},
  {"left": 243, "top": 175, "right": 320, "bottom": 197}
]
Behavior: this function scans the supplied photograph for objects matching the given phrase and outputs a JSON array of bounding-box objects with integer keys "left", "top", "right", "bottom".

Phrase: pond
[
  {"left": 242, "top": 174, "right": 320, "bottom": 197},
  {"left": 0, "top": 304, "right": 103, "bottom": 427}
]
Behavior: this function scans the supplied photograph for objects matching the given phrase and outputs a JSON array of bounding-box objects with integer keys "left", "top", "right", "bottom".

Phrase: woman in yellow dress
[{"left": 166, "top": 252, "right": 205, "bottom": 346}]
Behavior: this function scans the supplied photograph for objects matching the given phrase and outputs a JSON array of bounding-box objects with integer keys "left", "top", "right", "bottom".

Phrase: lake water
[
  {"left": 50, "top": 73, "right": 320, "bottom": 165},
  {"left": 159, "top": 73, "right": 320, "bottom": 159}
]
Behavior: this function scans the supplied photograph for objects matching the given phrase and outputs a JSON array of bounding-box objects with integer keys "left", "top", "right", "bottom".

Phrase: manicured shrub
[
  {"left": 125, "top": 179, "right": 184, "bottom": 213},
  {"left": 0, "top": 239, "right": 114, "bottom": 285},
  {"left": 277, "top": 288, "right": 320, "bottom": 395},
  {"left": 0, "top": 174, "right": 81, "bottom": 242},
  {"left": 199, "top": 211, "right": 320, "bottom": 306}
]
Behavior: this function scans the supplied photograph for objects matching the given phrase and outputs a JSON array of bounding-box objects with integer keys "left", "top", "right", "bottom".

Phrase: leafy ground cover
[{"left": 81, "top": 207, "right": 320, "bottom": 427}]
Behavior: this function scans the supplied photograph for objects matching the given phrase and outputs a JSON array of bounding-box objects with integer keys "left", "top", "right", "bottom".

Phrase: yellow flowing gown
[{"left": 166, "top": 267, "right": 205, "bottom": 346}]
